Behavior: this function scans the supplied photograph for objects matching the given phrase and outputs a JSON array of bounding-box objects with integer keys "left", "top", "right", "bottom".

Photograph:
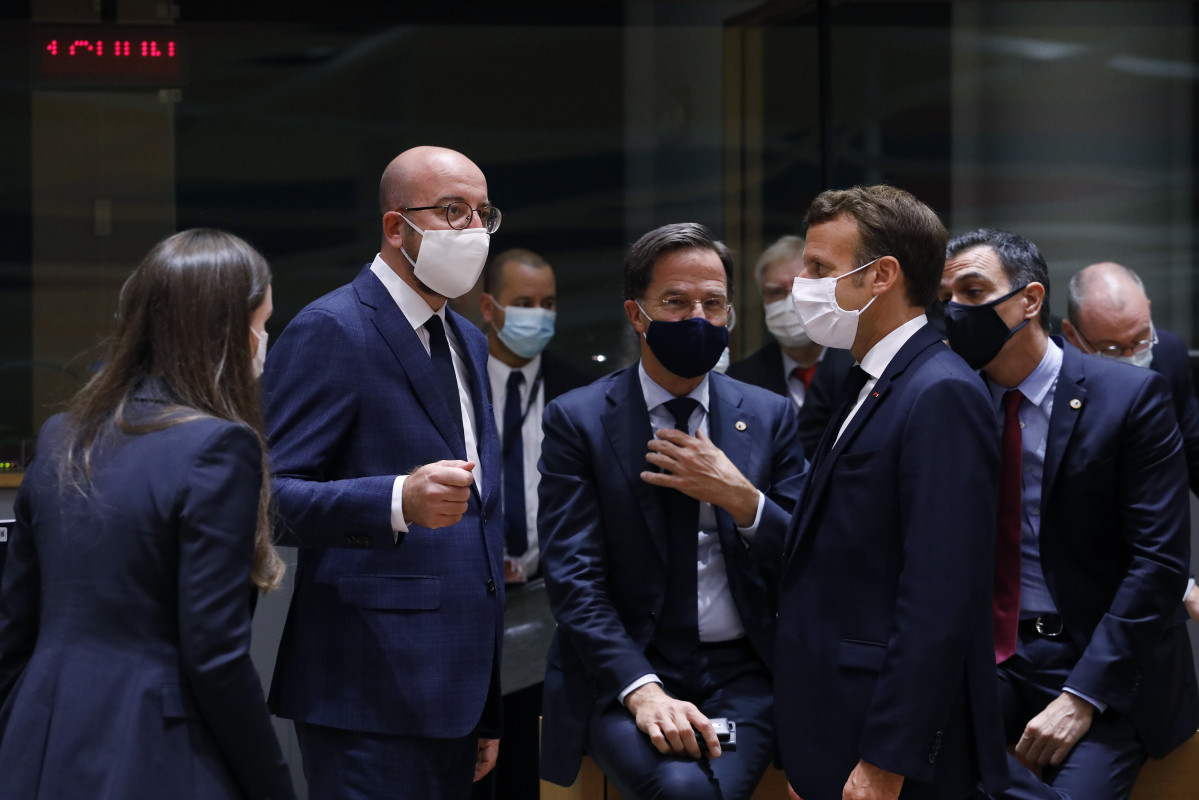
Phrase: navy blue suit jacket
[
  {"left": 1150, "top": 327, "right": 1199, "bottom": 498},
  {"left": 776, "top": 324, "right": 1009, "bottom": 800},
  {"left": 537, "top": 367, "right": 806, "bottom": 786},
  {"left": 726, "top": 340, "right": 855, "bottom": 456},
  {"left": 0, "top": 403, "right": 294, "bottom": 800},
  {"left": 262, "top": 265, "right": 505, "bottom": 739},
  {"left": 1036, "top": 340, "right": 1198, "bottom": 757}
]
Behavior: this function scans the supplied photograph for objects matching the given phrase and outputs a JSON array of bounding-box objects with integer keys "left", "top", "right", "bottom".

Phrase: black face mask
[
  {"left": 944, "top": 285, "right": 1029, "bottom": 370},
  {"left": 639, "top": 308, "right": 730, "bottom": 379}
]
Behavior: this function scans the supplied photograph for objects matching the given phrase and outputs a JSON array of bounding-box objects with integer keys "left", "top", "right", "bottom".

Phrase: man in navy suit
[
  {"left": 943, "top": 229, "right": 1199, "bottom": 800},
  {"left": 776, "top": 185, "right": 1008, "bottom": 800},
  {"left": 262, "top": 146, "right": 506, "bottom": 799},
  {"left": 727, "top": 234, "right": 854, "bottom": 455},
  {"left": 538, "top": 223, "right": 806, "bottom": 800},
  {"left": 1060, "top": 261, "right": 1199, "bottom": 622}
]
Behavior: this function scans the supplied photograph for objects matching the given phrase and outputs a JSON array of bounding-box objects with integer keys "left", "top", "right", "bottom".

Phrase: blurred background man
[
  {"left": 475, "top": 247, "right": 589, "bottom": 800},
  {"left": 1062, "top": 261, "right": 1199, "bottom": 622},
  {"left": 728, "top": 234, "right": 853, "bottom": 454}
]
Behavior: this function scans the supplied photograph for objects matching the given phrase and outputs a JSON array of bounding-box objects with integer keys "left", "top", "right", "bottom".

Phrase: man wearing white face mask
[
  {"left": 1061, "top": 261, "right": 1199, "bottom": 623},
  {"left": 261, "top": 146, "right": 506, "bottom": 799},
  {"left": 728, "top": 234, "right": 854, "bottom": 454},
  {"left": 775, "top": 186, "right": 1009, "bottom": 800}
]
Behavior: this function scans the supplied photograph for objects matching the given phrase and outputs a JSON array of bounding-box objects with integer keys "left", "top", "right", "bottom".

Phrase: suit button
[
  {"left": 487, "top": 578, "right": 496, "bottom": 593},
  {"left": 649, "top": 611, "right": 657, "bottom": 622}
]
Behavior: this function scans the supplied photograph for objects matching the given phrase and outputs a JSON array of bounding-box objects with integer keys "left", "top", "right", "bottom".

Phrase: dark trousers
[
  {"left": 989, "top": 626, "right": 1146, "bottom": 800},
  {"left": 471, "top": 683, "right": 542, "bottom": 800},
  {"left": 586, "top": 640, "right": 775, "bottom": 800},
  {"left": 295, "top": 720, "right": 479, "bottom": 800}
]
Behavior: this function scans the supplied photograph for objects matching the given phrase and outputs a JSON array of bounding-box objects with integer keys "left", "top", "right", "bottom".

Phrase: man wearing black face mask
[
  {"left": 538, "top": 223, "right": 806, "bottom": 800},
  {"left": 943, "top": 228, "right": 1198, "bottom": 800}
]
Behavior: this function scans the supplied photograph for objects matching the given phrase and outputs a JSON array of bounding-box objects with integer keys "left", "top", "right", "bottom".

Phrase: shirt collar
[
  {"left": 638, "top": 361, "right": 710, "bottom": 414},
  {"left": 369, "top": 253, "right": 445, "bottom": 331},
  {"left": 859, "top": 314, "right": 928, "bottom": 381},
  {"left": 487, "top": 352, "right": 541, "bottom": 387},
  {"left": 988, "top": 337, "right": 1062, "bottom": 410}
]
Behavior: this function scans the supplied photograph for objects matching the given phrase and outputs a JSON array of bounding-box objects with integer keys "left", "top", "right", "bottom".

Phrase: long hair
[{"left": 61, "top": 228, "right": 285, "bottom": 592}]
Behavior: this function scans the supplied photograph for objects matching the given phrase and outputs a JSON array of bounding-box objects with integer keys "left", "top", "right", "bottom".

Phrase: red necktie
[
  {"left": 994, "top": 390, "right": 1024, "bottom": 663},
  {"left": 791, "top": 365, "right": 817, "bottom": 391}
]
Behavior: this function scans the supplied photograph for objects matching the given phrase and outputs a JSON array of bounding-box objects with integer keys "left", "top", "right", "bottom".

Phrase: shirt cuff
[
  {"left": 1185, "top": 577, "right": 1195, "bottom": 603},
  {"left": 391, "top": 475, "right": 410, "bottom": 539},
  {"left": 618, "top": 674, "right": 661, "bottom": 707},
  {"left": 1063, "top": 686, "right": 1107, "bottom": 714},
  {"left": 736, "top": 491, "right": 766, "bottom": 540}
]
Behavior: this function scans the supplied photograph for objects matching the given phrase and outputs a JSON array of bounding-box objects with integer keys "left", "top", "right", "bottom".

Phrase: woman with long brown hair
[{"left": 0, "top": 229, "right": 296, "bottom": 799}]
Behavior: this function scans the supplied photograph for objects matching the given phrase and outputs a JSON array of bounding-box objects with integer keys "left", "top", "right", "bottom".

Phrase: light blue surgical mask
[{"left": 495, "top": 303, "right": 556, "bottom": 358}]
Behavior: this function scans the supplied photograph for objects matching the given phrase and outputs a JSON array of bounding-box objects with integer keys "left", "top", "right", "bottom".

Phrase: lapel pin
[
  {"left": 1069, "top": 398, "right": 1082, "bottom": 410},
  {"left": 735, "top": 420, "right": 747, "bottom": 431}
]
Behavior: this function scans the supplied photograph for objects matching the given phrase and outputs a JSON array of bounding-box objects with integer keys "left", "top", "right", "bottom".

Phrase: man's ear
[
  {"left": 1061, "top": 318, "right": 1081, "bottom": 349},
  {"left": 870, "top": 255, "right": 901, "bottom": 296},
  {"left": 480, "top": 293, "right": 497, "bottom": 326},
  {"left": 624, "top": 299, "right": 647, "bottom": 333},
  {"left": 1022, "top": 282, "right": 1046, "bottom": 321},
  {"left": 382, "top": 211, "right": 406, "bottom": 248}
]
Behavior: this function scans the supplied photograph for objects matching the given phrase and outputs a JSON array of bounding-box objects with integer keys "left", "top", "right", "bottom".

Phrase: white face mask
[
  {"left": 790, "top": 257, "right": 881, "bottom": 349},
  {"left": 1113, "top": 345, "right": 1154, "bottom": 369},
  {"left": 398, "top": 212, "right": 490, "bottom": 299},
  {"left": 764, "top": 295, "right": 812, "bottom": 349},
  {"left": 251, "top": 328, "right": 268, "bottom": 378}
]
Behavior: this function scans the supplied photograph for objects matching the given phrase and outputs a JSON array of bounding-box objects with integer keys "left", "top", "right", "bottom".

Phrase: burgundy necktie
[
  {"left": 791, "top": 365, "right": 817, "bottom": 391},
  {"left": 994, "top": 389, "right": 1024, "bottom": 663}
]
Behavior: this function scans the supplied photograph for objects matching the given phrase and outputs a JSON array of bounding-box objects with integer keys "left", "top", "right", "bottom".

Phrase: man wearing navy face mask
[
  {"left": 538, "top": 223, "right": 805, "bottom": 800},
  {"left": 943, "top": 229, "right": 1197, "bottom": 800}
]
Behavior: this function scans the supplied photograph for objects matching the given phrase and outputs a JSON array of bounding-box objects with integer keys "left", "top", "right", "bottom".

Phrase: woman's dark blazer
[{"left": 0, "top": 399, "right": 295, "bottom": 800}]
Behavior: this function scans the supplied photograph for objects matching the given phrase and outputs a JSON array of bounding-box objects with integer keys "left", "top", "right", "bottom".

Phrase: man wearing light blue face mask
[
  {"left": 477, "top": 247, "right": 591, "bottom": 800},
  {"left": 1061, "top": 260, "right": 1199, "bottom": 623},
  {"left": 478, "top": 248, "right": 590, "bottom": 585}
]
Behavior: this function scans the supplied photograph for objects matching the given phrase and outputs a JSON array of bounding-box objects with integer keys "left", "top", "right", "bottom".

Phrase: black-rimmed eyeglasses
[{"left": 401, "top": 201, "right": 502, "bottom": 234}]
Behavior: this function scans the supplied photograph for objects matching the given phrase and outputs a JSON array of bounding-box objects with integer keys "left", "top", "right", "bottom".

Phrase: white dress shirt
[
  {"left": 619, "top": 363, "right": 767, "bottom": 704},
  {"left": 487, "top": 353, "right": 545, "bottom": 578},
  {"left": 369, "top": 255, "right": 481, "bottom": 533},
  {"left": 836, "top": 314, "right": 928, "bottom": 443}
]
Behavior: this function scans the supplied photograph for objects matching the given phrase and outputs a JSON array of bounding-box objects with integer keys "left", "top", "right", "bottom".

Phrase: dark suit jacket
[
  {"left": 1150, "top": 327, "right": 1199, "bottom": 498},
  {"left": 728, "top": 340, "right": 855, "bottom": 456},
  {"left": 776, "top": 324, "right": 1008, "bottom": 800},
  {"left": 537, "top": 367, "right": 806, "bottom": 786},
  {"left": 0, "top": 402, "right": 295, "bottom": 800},
  {"left": 542, "top": 350, "right": 592, "bottom": 402},
  {"left": 1037, "top": 339, "right": 1198, "bottom": 758},
  {"left": 262, "top": 265, "right": 505, "bottom": 739}
]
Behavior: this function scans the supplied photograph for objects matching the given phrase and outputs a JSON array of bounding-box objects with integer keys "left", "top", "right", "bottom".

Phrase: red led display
[{"left": 35, "top": 27, "right": 184, "bottom": 85}]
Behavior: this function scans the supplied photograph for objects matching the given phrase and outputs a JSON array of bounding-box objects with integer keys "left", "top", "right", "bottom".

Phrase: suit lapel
[
  {"left": 708, "top": 374, "right": 751, "bottom": 552},
  {"left": 353, "top": 267, "right": 467, "bottom": 460},
  {"left": 447, "top": 308, "right": 493, "bottom": 507},
  {"left": 1043, "top": 340, "right": 1087, "bottom": 505},
  {"left": 793, "top": 325, "right": 941, "bottom": 551},
  {"left": 602, "top": 367, "right": 668, "bottom": 564}
]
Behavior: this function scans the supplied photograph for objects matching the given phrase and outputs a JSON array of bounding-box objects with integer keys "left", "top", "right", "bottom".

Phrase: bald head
[
  {"left": 378, "top": 146, "right": 487, "bottom": 214},
  {"left": 1063, "top": 261, "right": 1153, "bottom": 355}
]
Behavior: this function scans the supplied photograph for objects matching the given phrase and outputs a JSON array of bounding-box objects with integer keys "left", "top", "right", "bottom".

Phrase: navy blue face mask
[
  {"left": 944, "top": 284, "right": 1029, "bottom": 370},
  {"left": 637, "top": 304, "right": 730, "bottom": 379}
]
